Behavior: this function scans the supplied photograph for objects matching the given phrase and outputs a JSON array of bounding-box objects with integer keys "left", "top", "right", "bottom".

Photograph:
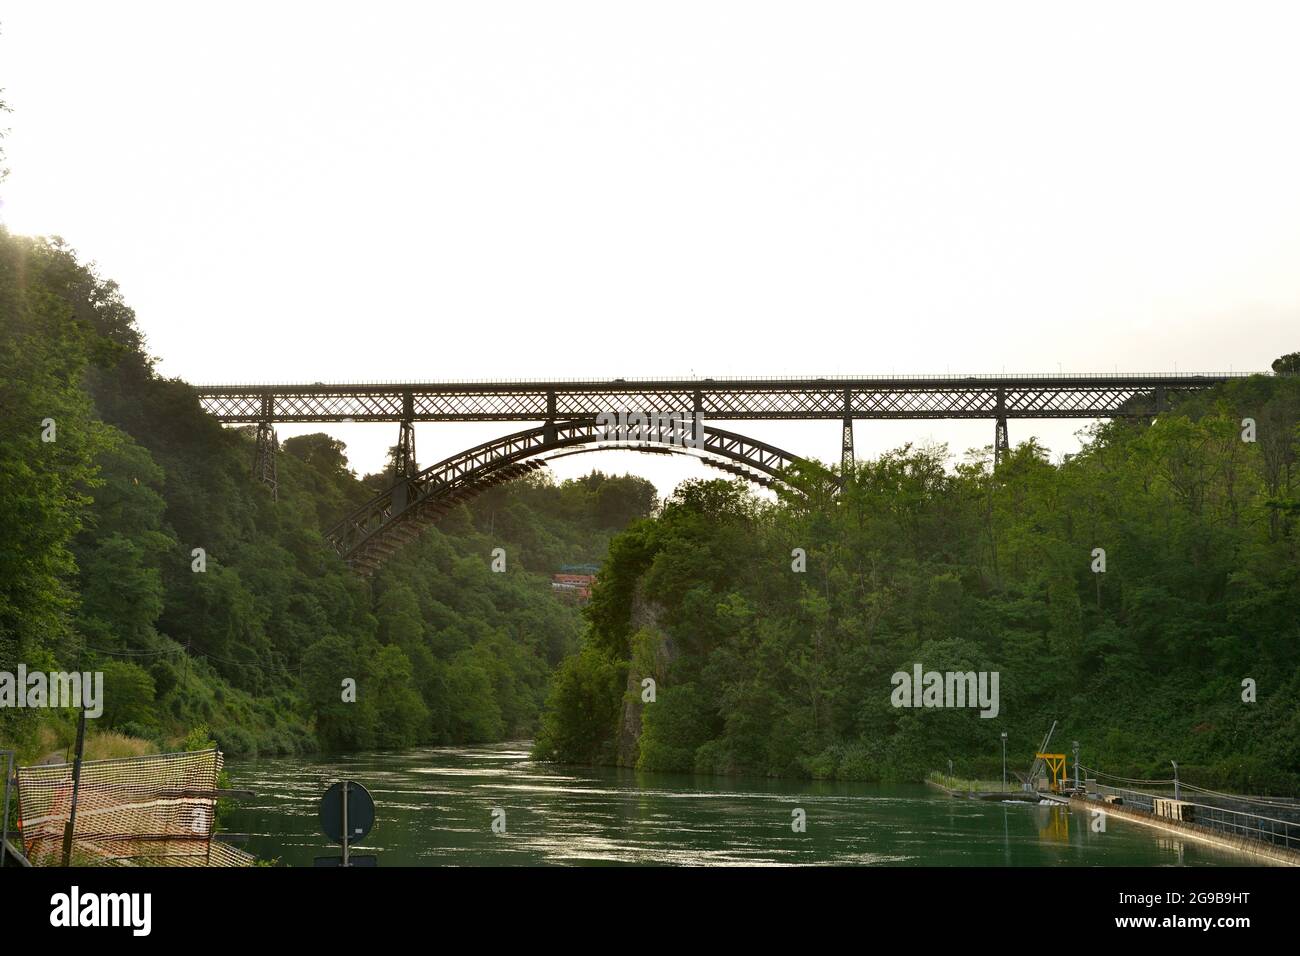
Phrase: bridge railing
[{"left": 196, "top": 372, "right": 1259, "bottom": 388}]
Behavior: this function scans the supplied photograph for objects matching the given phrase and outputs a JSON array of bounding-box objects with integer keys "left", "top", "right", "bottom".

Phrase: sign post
[
  {"left": 341, "top": 781, "right": 349, "bottom": 867},
  {"left": 316, "top": 780, "right": 375, "bottom": 867}
]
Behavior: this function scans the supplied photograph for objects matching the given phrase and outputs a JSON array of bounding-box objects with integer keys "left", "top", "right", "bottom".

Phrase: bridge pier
[
  {"left": 253, "top": 393, "right": 278, "bottom": 500},
  {"left": 994, "top": 416, "right": 1010, "bottom": 466},
  {"left": 841, "top": 388, "right": 854, "bottom": 476},
  {"left": 393, "top": 391, "right": 418, "bottom": 479},
  {"left": 395, "top": 419, "right": 417, "bottom": 478},
  {"left": 993, "top": 387, "right": 1009, "bottom": 467},
  {"left": 254, "top": 421, "right": 278, "bottom": 500}
]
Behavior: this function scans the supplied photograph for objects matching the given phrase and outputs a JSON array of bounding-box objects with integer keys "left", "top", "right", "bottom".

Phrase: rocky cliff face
[{"left": 615, "top": 591, "right": 676, "bottom": 767}]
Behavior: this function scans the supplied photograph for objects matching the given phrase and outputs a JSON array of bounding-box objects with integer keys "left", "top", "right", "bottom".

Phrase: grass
[
  {"left": 928, "top": 771, "right": 1016, "bottom": 793},
  {"left": 4, "top": 715, "right": 159, "bottom": 765},
  {"left": 80, "top": 730, "right": 158, "bottom": 762}
]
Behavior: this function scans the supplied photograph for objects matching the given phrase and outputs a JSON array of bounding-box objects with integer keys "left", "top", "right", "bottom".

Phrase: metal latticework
[
  {"left": 327, "top": 419, "right": 807, "bottom": 574},
  {"left": 254, "top": 421, "right": 278, "bottom": 499},
  {"left": 196, "top": 374, "right": 1240, "bottom": 423},
  {"left": 395, "top": 419, "right": 417, "bottom": 478},
  {"left": 16, "top": 749, "right": 253, "bottom": 867},
  {"left": 193, "top": 372, "right": 1243, "bottom": 574},
  {"left": 994, "top": 416, "right": 1010, "bottom": 465}
]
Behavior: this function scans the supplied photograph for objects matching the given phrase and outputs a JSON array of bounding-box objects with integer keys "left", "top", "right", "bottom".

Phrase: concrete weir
[
  {"left": 926, "top": 778, "right": 1041, "bottom": 802},
  {"left": 1069, "top": 796, "right": 1300, "bottom": 867}
]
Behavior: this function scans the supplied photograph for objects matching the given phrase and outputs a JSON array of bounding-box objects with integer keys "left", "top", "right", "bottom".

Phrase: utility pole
[
  {"left": 1073, "top": 741, "right": 1080, "bottom": 789},
  {"left": 1171, "top": 760, "right": 1180, "bottom": 801},
  {"left": 1001, "top": 732, "right": 1008, "bottom": 790}
]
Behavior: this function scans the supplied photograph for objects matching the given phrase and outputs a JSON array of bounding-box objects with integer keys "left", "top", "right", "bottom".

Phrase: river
[{"left": 224, "top": 741, "right": 1253, "bottom": 866}]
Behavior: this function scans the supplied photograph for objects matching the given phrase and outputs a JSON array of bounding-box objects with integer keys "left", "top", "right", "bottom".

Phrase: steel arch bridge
[
  {"left": 325, "top": 420, "right": 807, "bottom": 575},
  {"left": 194, "top": 372, "right": 1246, "bottom": 573}
]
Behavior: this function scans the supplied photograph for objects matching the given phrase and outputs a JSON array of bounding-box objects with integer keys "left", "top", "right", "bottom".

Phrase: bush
[
  {"left": 533, "top": 642, "right": 626, "bottom": 764},
  {"left": 211, "top": 724, "right": 257, "bottom": 758},
  {"left": 98, "top": 660, "right": 157, "bottom": 728}
]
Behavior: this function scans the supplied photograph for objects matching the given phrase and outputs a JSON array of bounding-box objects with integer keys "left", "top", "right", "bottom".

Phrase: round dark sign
[{"left": 320, "top": 781, "right": 375, "bottom": 846}]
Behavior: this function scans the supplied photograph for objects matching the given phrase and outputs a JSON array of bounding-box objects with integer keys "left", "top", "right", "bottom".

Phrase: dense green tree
[
  {"left": 370, "top": 645, "right": 429, "bottom": 748},
  {"left": 1271, "top": 352, "right": 1300, "bottom": 375},
  {"left": 0, "top": 232, "right": 113, "bottom": 747},
  {"left": 98, "top": 660, "right": 158, "bottom": 729},
  {"left": 538, "top": 367, "right": 1300, "bottom": 794},
  {"left": 533, "top": 643, "right": 626, "bottom": 764},
  {"left": 302, "top": 635, "right": 376, "bottom": 751},
  {"left": 0, "top": 228, "right": 645, "bottom": 761}
]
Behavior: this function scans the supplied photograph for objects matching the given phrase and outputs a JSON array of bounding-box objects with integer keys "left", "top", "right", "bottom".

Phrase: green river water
[{"left": 224, "top": 742, "right": 1253, "bottom": 866}]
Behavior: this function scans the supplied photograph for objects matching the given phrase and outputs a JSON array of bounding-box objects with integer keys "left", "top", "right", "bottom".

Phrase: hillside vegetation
[
  {"left": 0, "top": 229, "right": 654, "bottom": 761},
  {"left": 537, "top": 361, "right": 1300, "bottom": 795}
]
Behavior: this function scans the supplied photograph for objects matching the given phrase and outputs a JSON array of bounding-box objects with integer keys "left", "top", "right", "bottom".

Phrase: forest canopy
[
  {"left": 2, "top": 227, "right": 1297, "bottom": 799},
  {"left": 536, "top": 371, "right": 1300, "bottom": 794},
  {"left": 0, "top": 228, "right": 655, "bottom": 761}
]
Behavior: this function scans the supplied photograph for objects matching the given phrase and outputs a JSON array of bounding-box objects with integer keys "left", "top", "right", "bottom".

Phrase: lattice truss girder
[
  {"left": 197, "top": 378, "right": 1228, "bottom": 423},
  {"left": 327, "top": 420, "right": 803, "bottom": 571}
]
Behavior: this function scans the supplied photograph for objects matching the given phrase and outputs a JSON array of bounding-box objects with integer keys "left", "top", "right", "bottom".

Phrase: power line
[
  {"left": 1077, "top": 765, "right": 1176, "bottom": 787},
  {"left": 80, "top": 644, "right": 179, "bottom": 659},
  {"left": 1178, "top": 782, "right": 1300, "bottom": 810},
  {"left": 1081, "top": 766, "right": 1300, "bottom": 812}
]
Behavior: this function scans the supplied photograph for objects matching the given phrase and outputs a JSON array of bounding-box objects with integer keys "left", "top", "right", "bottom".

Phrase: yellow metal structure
[{"left": 1037, "top": 753, "right": 1068, "bottom": 792}]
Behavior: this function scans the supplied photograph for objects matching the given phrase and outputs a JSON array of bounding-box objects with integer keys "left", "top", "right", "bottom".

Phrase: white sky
[{"left": 2, "top": 2, "right": 1297, "bottom": 492}]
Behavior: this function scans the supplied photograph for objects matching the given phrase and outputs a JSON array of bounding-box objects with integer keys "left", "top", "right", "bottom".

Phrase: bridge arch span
[{"left": 326, "top": 420, "right": 807, "bottom": 575}]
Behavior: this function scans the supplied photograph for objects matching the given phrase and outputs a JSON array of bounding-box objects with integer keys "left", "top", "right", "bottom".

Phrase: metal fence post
[{"left": 1, "top": 750, "right": 13, "bottom": 867}]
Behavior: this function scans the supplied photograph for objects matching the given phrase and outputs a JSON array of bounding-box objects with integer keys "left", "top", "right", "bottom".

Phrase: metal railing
[
  {"left": 192, "top": 372, "right": 1268, "bottom": 388},
  {"left": 1093, "top": 783, "right": 1300, "bottom": 852}
]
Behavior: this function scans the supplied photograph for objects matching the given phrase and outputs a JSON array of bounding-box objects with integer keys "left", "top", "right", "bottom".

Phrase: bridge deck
[{"left": 196, "top": 374, "right": 1244, "bottom": 423}]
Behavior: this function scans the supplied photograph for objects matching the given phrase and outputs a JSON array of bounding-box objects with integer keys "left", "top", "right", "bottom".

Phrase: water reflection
[{"left": 223, "top": 742, "right": 1255, "bottom": 867}]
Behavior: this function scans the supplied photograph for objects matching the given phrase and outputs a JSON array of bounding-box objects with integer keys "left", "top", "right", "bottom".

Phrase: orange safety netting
[{"left": 16, "top": 748, "right": 253, "bottom": 867}]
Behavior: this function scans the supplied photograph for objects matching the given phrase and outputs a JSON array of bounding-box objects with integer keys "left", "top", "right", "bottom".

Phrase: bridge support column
[
  {"left": 840, "top": 388, "right": 854, "bottom": 477},
  {"left": 394, "top": 391, "right": 417, "bottom": 479},
  {"left": 544, "top": 390, "right": 557, "bottom": 443},
  {"left": 994, "top": 416, "right": 1010, "bottom": 466},
  {"left": 253, "top": 392, "right": 278, "bottom": 500},
  {"left": 395, "top": 419, "right": 417, "bottom": 478},
  {"left": 993, "top": 387, "right": 1009, "bottom": 467},
  {"left": 254, "top": 423, "right": 278, "bottom": 500}
]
